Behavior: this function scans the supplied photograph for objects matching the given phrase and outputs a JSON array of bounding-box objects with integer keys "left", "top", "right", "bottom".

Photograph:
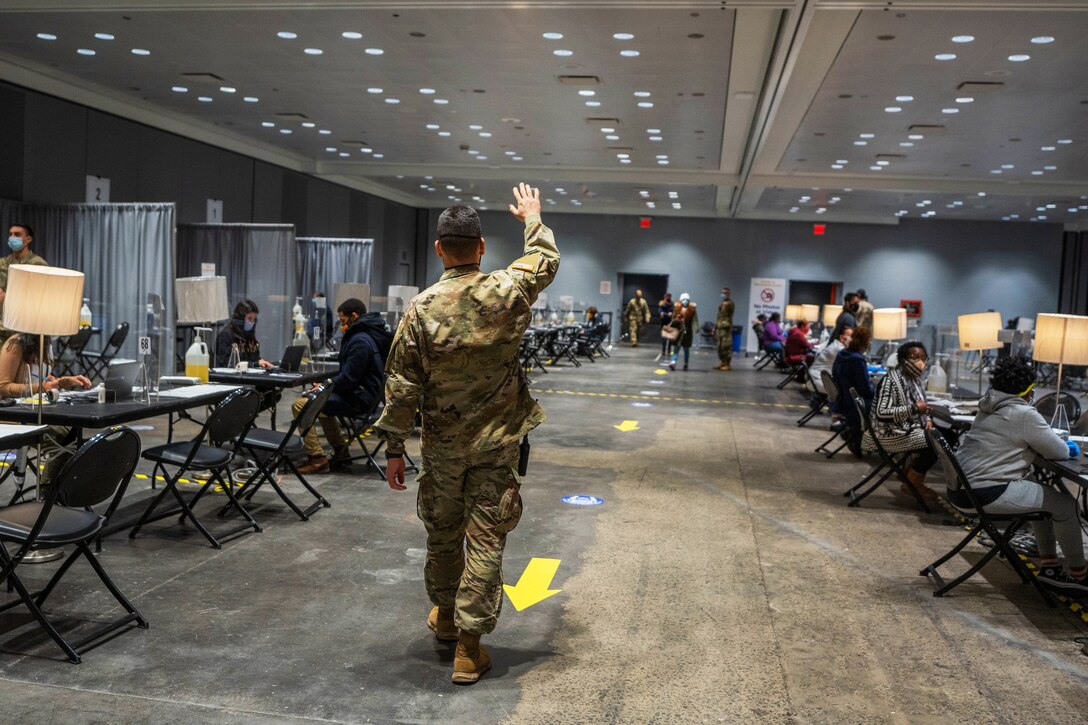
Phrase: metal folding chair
[
  {"left": 337, "top": 397, "right": 419, "bottom": 481},
  {"left": 80, "top": 322, "right": 130, "bottom": 382},
  {"left": 54, "top": 327, "right": 94, "bottom": 376},
  {"left": 814, "top": 371, "right": 849, "bottom": 458},
  {"left": 0, "top": 427, "right": 147, "bottom": 663}
]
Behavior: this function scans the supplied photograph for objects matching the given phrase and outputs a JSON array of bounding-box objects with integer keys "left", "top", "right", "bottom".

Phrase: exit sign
[{"left": 813, "top": 224, "right": 826, "bottom": 235}]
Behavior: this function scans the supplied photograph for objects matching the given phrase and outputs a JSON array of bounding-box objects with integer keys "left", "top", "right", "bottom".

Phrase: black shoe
[{"left": 1037, "top": 566, "right": 1088, "bottom": 598}]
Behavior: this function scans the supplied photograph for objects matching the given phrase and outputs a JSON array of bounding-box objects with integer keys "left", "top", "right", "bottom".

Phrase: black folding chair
[
  {"left": 843, "top": 388, "right": 931, "bottom": 512},
  {"left": 54, "top": 327, "right": 94, "bottom": 377},
  {"left": 0, "top": 427, "right": 147, "bottom": 663},
  {"left": 795, "top": 364, "right": 828, "bottom": 426},
  {"left": 777, "top": 356, "right": 808, "bottom": 390},
  {"left": 546, "top": 329, "right": 581, "bottom": 367},
  {"left": 129, "top": 387, "right": 262, "bottom": 548},
  {"left": 520, "top": 332, "right": 548, "bottom": 375},
  {"left": 337, "top": 396, "right": 419, "bottom": 481},
  {"left": 919, "top": 429, "right": 1057, "bottom": 606},
  {"left": 814, "top": 371, "right": 849, "bottom": 458},
  {"left": 228, "top": 382, "right": 334, "bottom": 521},
  {"left": 81, "top": 322, "right": 130, "bottom": 382}
]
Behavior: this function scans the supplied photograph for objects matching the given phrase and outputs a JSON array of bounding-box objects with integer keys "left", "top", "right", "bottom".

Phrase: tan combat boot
[
  {"left": 427, "top": 606, "right": 458, "bottom": 641},
  {"left": 452, "top": 631, "right": 491, "bottom": 684}
]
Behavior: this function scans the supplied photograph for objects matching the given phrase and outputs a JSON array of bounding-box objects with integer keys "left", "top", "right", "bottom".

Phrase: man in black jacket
[{"left": 294, "top": 298, "right": 391, "bottom": 474}]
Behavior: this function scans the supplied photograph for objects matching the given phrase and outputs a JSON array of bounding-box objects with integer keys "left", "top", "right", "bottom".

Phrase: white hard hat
[{"left": 679, "top": 292, "right": 691, "bottom": 302}]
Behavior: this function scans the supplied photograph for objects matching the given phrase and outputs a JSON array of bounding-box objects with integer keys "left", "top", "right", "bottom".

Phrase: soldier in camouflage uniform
[
  {"left": 0, "top": 224, "right": 49, "bottom": 345},
  {"left": 377, "top": 183, "right": 559, "bottom": 685},
  {"left": 716, "top": 287, "right": 736, "bottom": 371},
  {"left": 623, "top": 290, "right": 650, "bottom": 347}
]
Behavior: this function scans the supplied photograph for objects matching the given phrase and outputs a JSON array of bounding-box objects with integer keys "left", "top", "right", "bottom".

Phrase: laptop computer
[
  {"left": 104, "top": 361, "right": 141, "bottom": 400},
  {"left": 277, "top": 345, "right": 306, "bottom": 373}
]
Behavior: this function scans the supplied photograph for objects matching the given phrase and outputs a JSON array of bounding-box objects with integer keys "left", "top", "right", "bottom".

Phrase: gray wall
[
  {"left": 0, "top": 81, "right": 423, "bottom": 297},
  {"left": 425, "top": 209, "right": 1063, "bottom": 332}
]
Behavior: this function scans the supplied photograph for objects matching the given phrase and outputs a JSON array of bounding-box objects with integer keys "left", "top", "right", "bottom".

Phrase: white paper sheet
[{"left": 157, "top": 384, "right": 242, "bottom": 400}]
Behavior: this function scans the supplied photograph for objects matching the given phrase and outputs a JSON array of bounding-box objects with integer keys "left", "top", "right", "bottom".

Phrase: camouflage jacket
[
  {"left": 0, "top": 251, "right": 48, "bottom": 334},
  {"left": 376, "top": 214, "right": 560, "bottom": 455},
  {"left": 716, "top": 299, "right": 735, "bottom": 329},
  {"left": 624, "top": 297, "right": 649, "bottom": 322}
]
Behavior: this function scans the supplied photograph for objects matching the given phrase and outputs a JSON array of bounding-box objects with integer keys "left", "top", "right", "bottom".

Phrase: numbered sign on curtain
[
  {"left": 138, "top": 336, "right": 152, "bottom": 356},
  {"left": 206, "top": 199, "right": 223, "bottom": 223},
  {"left": 85, "top": 176, "right": 110, "bottom": 203}
]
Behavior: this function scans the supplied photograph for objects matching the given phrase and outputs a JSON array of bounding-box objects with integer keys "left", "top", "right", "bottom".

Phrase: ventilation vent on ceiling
[
  {"left": 908, "top": 124, "right": 946, "bottom": 134},
  {"left": 875, "top": 153, "right": 907, "bottom": 160},
  {"left": 559, "top": 75, "right": 600, "bottom": 86},
  {"left": 585, "top": 117, "right": 621, "bottom": 126},
  {"left": 276, "top": 112, "right": 311, "bottom": 120},
  {"left": 956, "top": 81, "right": 1005, "bottom": 93},
  {"left": 181, "top": 72, "right": 225, "bottom": 82}
]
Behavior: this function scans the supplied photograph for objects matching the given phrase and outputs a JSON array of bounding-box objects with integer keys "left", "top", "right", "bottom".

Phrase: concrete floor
[{"left": 0, "top": 343, "right": 1086, "bottom": 723}]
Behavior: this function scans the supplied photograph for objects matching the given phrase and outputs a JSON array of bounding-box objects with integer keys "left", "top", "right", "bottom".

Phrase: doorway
[
  {"left": 788, "top": 280, "right": 842, "bottom": 306},
  {"left": 619, "top": 273, "right": 669, "bottom": 343}
]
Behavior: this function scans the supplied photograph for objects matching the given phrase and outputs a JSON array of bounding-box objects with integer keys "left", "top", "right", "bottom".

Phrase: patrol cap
[{"left": 437, "top": 204, "right": 483, "bottom": 241}]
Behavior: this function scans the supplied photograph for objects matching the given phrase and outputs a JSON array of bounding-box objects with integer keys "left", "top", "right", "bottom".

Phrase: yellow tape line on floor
[{"left": 530, "top": 388, "right": 809, "bottom": 410}]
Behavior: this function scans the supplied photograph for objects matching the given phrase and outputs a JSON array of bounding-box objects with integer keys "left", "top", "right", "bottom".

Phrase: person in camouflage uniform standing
[
  {"left": 624, "top": 289, "right": 650, "bottom": 347},
  {"left": 378, "top": 183, "right": 559, "bottom": 684},
  {"left": 716, "top": 287, "right": 736, "bottom": 371}
]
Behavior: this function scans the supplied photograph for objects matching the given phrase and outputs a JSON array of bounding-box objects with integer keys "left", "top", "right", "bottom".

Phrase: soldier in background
[
  {"left": 716, "top": 287, "right": 735, "bottom": 371},
  {"left": 0, "top": 224, "right": 49, "bottom": 345},
  {"left": 624, "top": 289, "right": 650, "bottom": 347},
  {"left": 377, "top": 183, "right": 559, "bottom": 685}
]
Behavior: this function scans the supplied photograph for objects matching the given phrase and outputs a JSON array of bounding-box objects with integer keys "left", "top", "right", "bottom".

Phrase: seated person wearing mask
[
  {"left": 294, "top": 298, "right": 391, "bottom": 474},
  {"left": 831, "top": 326, "right": 872, "bottom": 458},
  {"left": 761, "top": 312, "right": 787, "bottom": 359},
  {"left": 811, "top": 325, "right": 852, "bottom": 396},
  {"left": 215, "top": 299, "right": 274, "bottom": 369},
  {"left": 784, "top": 318, "right": 815, "bottom": 366},
  {"left": 952, "top": 357, "right": 1087, "bottom": 597},
  {"left": 0, "top": 332, "right": 91, "bottom": 490}
]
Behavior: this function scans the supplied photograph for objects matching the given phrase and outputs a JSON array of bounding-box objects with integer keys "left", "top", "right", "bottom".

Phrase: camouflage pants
[
  {"left": 717, "top": 327, "right": 733, "bottom": 364},
  {"left": 627, "top": 318, "right": 642, "bottom": 344},
  {"left": 416, "top": 443, "right": 523, "bottom": 635}
]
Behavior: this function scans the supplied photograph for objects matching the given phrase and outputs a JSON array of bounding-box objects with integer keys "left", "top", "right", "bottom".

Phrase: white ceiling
[{"left": 0, "top": 0, "right": 1085, "bottom": 227}]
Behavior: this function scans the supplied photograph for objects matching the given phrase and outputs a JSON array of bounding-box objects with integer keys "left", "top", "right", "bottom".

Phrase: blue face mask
[
  {"left": 681, "top": 300, "right": 689, "bottom": 307},
  {"left": 243, "top": 319, "right": 256, "bottom": 332},
  {"left": 7, "top": 236, "right": 23, "bottom": 252}
]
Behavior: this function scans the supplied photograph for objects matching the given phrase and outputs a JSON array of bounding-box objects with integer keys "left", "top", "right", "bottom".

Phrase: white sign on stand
[
  {"left": 746, "top": 277, "right": 786, "bottom": 353},
  {"left": 86, "top": 175, "right": 110, "bottom": 203},
  {"left": 200, "top": 262, "right": 216, "bottom": 277},
  {"left": 206, "top": 199, "right": 223, "bottom": 223}
]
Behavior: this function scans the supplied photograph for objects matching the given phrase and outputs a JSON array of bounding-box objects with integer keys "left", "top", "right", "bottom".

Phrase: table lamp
[
  {"left": 958, "top": 311, "right": 1003, "bottom": 397},
  {"left": 822, "top": 304, "right": 842, "bottom": 328},
  {"left": 785, "top": 304, "right": 802, "bottom": 323},
  {"left": 872, "top": 307, "right": 907, "bottom": 365},
  {"left": 800, "top": 304, "right": 820, "bottom": 325},
  {"left": 1033, "top": 313, "right": 1088, "bottom": 431},
  {"left": 176, "top": 275, "right": 229, "bottom": 371},
  {"left": 3, "top": 264, "right": 85, "bottom": 563}
]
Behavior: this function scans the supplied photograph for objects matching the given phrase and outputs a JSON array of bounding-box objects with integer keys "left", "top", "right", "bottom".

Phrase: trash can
[{"left": 732, "top": 325, "right": 743, "bottom": 352}]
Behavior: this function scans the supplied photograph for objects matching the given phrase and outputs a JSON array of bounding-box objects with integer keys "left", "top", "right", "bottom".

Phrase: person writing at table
[
  {"left": 215, "top": 299, "right": 275, "bottom": 369},
  {"left": 952, "top": 357, "right": 1087, "bottom": 597},
  {"left": 0, "top": 332, "right": 91, "bottom": 491}
]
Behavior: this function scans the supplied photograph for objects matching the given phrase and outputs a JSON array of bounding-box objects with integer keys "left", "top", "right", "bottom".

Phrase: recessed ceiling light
[
  {"left": 977, "top": 192, "right": 987, "bottom": 197},
  {"left": 419, "top": 88, "right": 436, "bottom": 94},
  {"left": 279, "top": 128, "right": 291, "bottom": 134},
  {"left": 301, "top": 122, "right": 316, "bottom": 128},
  {"left": 990, "top": 169, "right": 1003, "bottom": 174},
  {"left": 365, "top": 48, "right": 384, "bottom": 55},
  {"left": 277, "top": 31, "right": 297, "bottom": 39},
  {"left": 1000, "top": 164, "right": 1014, "bottom": 169},
  {"left": 579, "top": 90, "right": 595, "bottom": 97},
  {"left": 95, "top": 33, "right": 115, "bottom": 40},
  {"left": 649, "top": 136, "right": 662, "bottom": 141},
  {"left": 1041, "top": 145, "right": 1055, "bottom": 151},
  {"left": 384, "top": 98, "right": 400, "bottom": 104},
  {"left": 261, "top": 121, "right": 275, "bottom": 127},
  {"left": 613, "top": 33, "right": 635, "bottom": 40},
  {"left": 36, "top": 33, "right": 57, "bottom": 41},
  {"left": 469, "top": 124, "right": 483, "bottom": 130},
  {"left": 605, "top": 134, "right": 619, "bottom": 141},
  {"left": 935, "top": 53, "right": 957, "bottom": 61},
  {"left": 955, "top": 96, "right": 974, "bottom": 103},
  {"left": 637, "top": 102, "right": 654, "bottom": 108},
  {"left": 895, "top": 95, "right": 914, "bottom": 102},
  {"left": 1057, "top": 139, "right": 1073, "bottom": 144},
  {"left": 831, "top": 164, "right": 844, "bottom": 169},
  {"left": 434, "top": 99, "right": 449, "bottom": 105},
  {"left": 899, "top": 142, "right": 914, "bottom": 147},
  {"left": 244, "top": 96, "right": 259, "bottom": 103},
  {"left": 338, "top": 152, "right": 349, "bottom": 157},
  {"left": 426, "top": 124, "right": 440, "bottom": 130},
  {"left": 835, "top": 160, "right": 848, "bottom": 164},
  {"left": 77, "top": 48, "right": 96, "bottom": 56},
  {"left": 1046, "top": 203, "right": 1057, "bottom": 209},
  {"left": 1044, "top": 165, "right": 1057, "bottom": 170},
  {"left": 131, "top": 48, "right": 151, "bottom": 56},
  {"left": 1008, "top": 54, "right": 1030, "bottom": 62},
  {"left": 342, "top": 32, "right": 363, "bottom": 40},
  {"left": 853, "top": 141, "right": 868, "bottom": 146},
  {"left": 620, "top": 159, "right": 632, "bottom": 164},
  {"left": 655, "top": 155, "right": 668, "bottom": 160},
  {"left": 908, "top": 134, "right": 924, "bottom": 140},
  {"left": 479, "top": 132, "right": 492, "bottom": 137},
  {"left": 585, "top": 101, "right": 601, "bottom": 107},
  {"left": 542, "top": 32, "right": 564, "bottom": 40},
  {"left": 616, "top": 153, "right": 630, "bottom": 159},
  {"left": 360, "top": 147, "right": 373, "bottom": 153},
  {"left": 367, "top": 87, "right": 382, "bottom": 94},
  {"left": 633, "top": 91, "right": 651, "bottom": 97},
  {"left": 657, "top": 159, "right": 669, "bottom": 165},
  {"left": 198, "top": 96, "right": 213, "bottom": 102},
  {"left": 876, "top": 160, "right": 890, "bottom": 166},
  {"left": 620, "top": 50, "right": 640, "bottom": 57},
  {"left": 859, "top": 133, "right": 875, "bottom": 138},
  {"left": 647, "top": 128, "right": 661, "bottom": 134},
  {"left": 870, "top": 165, "right": 882, "bottom": 171},
  {"left": 327, "top": 147, "right": 337, "bottom": 152},
  {"left": 505, "top": 150, "right": 516, "bottom": 156},
  {"left": 553, "top": 49, "right": 573, "bottom": 57},
  {"left": 951, "top": 35, "right": 975, "bottom": 43},
  {"left": 304, "top": 48, "right": 323, "bottom": 55},
  {"left": 1031, "top": 36, "right": 1055, "bottom": 44},
  {"left": 467, "top": 150, "right": 478, "bottom": 155},
  {"left": 171, "top": 86, "right": 188, "bottom": 93},
  {"left": 884, "top": 106, "right": 902, "bottom": 113},
  {"left": 942, "top": 108, "right": 960, "bottom": 114},
  {"left": 600, "top": 127, "right": 615, "bottom": 133},
  {"left": 219, "top": 86, "right": 236, "bottom": 93},
  {"left": 1031, "top": 170, "right": 1044, "bottom": 175},
  {"left": 512, "top": 156, "right": 523, "bottom": 161},
  {"left": 438, "top": 131, "right": 451, "bottom": 137}
]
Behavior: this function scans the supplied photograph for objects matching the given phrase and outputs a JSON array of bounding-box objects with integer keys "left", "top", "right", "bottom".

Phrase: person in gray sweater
[{"left": 952, "top": 357, "right": 1086, "bottom": 597}]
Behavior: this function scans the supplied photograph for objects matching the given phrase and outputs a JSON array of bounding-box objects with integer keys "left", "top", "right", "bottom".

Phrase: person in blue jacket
[
  {"left": 294, "top": 298, "right": 392, "bottom": 474},
  {"left": 832, "top": 326, "right": 873, "bottom": 458}
]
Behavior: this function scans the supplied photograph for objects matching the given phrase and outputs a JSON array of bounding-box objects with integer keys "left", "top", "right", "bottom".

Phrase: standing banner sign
[{"left": 746, "top": 277, "right": 786, "bottom": 353}]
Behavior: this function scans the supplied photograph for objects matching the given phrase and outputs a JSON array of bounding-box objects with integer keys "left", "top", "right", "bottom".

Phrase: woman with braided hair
[{"left": 953, "top": 357, "right": 1087, "bottom": 597}]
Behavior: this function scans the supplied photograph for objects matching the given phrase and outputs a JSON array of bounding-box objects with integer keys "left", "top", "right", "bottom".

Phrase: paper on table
[
  {"left": 157, "top": 384, "right": 242, "bottom": 400},
  {"left": 0, "top": 423, "right": 48, "bottom": 439}
]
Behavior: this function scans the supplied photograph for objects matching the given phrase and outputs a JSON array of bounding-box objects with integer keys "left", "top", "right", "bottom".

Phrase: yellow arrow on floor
[
  {"left": 503, "top": 557, "right": 562, "bottom": 611},
  {"left": 654, "top": 368, "right": 669, "bottom": 375},
  {"left": 613, "top": 419, "right": 640, "bottom": 432}
]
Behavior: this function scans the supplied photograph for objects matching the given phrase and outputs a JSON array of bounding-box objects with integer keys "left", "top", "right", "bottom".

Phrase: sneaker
[
  {"left": 1037, "top": 566, "right": 1088, "bottom": 598},
  {"left": 668, "top": 360, "right": 676, "bottom": 371}
]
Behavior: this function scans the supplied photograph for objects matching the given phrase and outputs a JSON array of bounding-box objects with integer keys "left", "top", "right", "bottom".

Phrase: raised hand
[{"left": 508, "top": 182, "right": 541, "bottom": 222}]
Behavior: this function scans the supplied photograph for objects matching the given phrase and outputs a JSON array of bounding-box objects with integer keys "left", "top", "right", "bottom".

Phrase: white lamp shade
[
  {"left": 800, "top": 304, "right": 820, "bottom": 323},
  {"left": 958, "top": 311, "right": 1002, "bottom": 350},
  {"left": 872, "top": 307, "right": 907, "bottom": 340},
  {"left": 2, "top": 264, "right": 85, "bottom": 336},
  {"left": 176, "top": 275, "right": 229, "bottom": 323},
  {"left": 822, "top": 304, "right": 842, "bottom": 327},
  {"left": 785, "top": 304, "right": 803, "bottom": 321},
  {"left": 1034, "top": 313, "right": 1088, "bottom": 365}
]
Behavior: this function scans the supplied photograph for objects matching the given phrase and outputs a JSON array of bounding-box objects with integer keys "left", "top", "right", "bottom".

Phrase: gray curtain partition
[
  {"left": 0, "top": 200, "right": 176, "bottom": 372},
  {"left": 177, "top": 223, "right": 297, "bottom": 360},
  {"left": 296, "top": 237, "right": 373, "bottom": 302}
]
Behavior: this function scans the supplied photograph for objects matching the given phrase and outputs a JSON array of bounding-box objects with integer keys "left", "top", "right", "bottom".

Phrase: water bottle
[
  {"left": 926, "top": 360, "right": 947, "bottom": 394},
  {"left": 185, "top": 339, "right": 210, "bottom": 383},
  {"left": 79, "top": 298, "right": 93, "bottom": 328}
]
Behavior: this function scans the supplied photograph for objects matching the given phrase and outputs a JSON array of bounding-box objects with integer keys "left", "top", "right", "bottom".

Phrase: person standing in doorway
[
  {"left": 855, "top": 289, "right": 874, "bottom": 333},
  {"left": 624, "top": 289, "right": 650, "bottom": 347},
  {"left": 715, "top": 287, "right": 735, "bottom": 371},
  {"left": 0, "top": 224, "right": 49, "bottom": 346},
  {"left": 378, "top": 184, "right": 560, "bottom": 684}
]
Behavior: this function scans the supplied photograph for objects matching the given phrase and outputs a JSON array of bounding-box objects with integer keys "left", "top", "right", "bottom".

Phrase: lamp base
[{"left": 23, "top": 547, "right": 64, "bottom": 564}]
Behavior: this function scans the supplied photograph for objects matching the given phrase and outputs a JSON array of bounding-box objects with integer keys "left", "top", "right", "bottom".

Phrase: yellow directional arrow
[
  {"left": 654, "top": 368, "right": 669, "bottom": 375},
  {"left": 503, "top": 557, "right": 562, "bottom": 611},
  {"left": 613, "top": 420, "right": 640, "bottom": 432}
]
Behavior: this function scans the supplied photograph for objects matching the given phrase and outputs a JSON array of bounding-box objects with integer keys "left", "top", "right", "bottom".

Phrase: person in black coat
[
  {"left": 215, "top": 299, "right": 274, "bottom": 369},
  {"left": 832, "top": 325, "right": 874, "bottom": 457},
  {"left": 294, "top": 298, "right": 392, "bottom": 474}
]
